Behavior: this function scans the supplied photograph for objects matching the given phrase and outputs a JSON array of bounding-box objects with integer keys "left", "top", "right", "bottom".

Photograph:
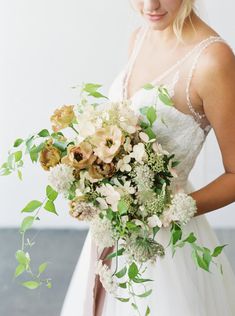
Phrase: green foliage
[
  {"left": 128, "top": 262, "right": 138, "bottom": 280},
  {"left": 21, "top": 281, "right": 40, "bottom": 289},
  {"left": 106, "top": 248, "right": 125, "bottom": 260},
  {"left": 46, "top": 185, "right": 58, "bottom": 202},
  {"left": 158, "top": 86, "right": 174, "bottom": 106},
  {"left": 21, "top": 200, "right": 42, "bottom": 213},
  {"left": 83, "top": 83, "right": 108, "bottom": 99},
  {"left": 20, "top": 216, "right": 34, "bottom": 233},
  {"left": 38, "top": 129, "right": 50, "bottom": 137},
  {"left": 44, "top": 200, "right": 58, "bottom": 215},
  {"left": 115, "top": 266, "right": 127, "bottom": 278}
]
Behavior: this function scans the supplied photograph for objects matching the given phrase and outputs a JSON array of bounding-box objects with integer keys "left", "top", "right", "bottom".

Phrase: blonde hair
[{"left": 173, "top": 0, "right": 196, "bottom": 43}]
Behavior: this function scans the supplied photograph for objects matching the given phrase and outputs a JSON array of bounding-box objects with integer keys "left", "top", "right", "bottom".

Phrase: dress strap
[{"left": 186, "top": 36, "right": 228, "bottom": 122}]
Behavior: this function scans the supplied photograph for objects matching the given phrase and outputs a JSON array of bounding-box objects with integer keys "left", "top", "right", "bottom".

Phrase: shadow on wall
[{"left": 0, "top": 228, "right": 234, "bottom": 316}]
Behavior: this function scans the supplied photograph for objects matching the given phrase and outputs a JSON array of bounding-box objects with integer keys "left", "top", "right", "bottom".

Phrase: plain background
[{"left": 0, "top": 0, "right": 234, "bottom": 229}]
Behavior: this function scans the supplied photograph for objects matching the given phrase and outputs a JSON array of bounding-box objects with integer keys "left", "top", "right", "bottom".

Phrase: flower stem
[{"left": 70, "top": 125, "right": 79, "bottom": 135}]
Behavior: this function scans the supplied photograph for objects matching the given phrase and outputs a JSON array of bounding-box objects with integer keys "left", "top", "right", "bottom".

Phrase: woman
[{"left": 61, "top": 1, "right": 235, "bottom": 315}]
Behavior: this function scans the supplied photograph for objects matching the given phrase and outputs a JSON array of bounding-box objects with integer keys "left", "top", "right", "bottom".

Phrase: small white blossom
[
  {"left": 96, "top": 184, "right": 121, "bottom": 212},
  {"left": 130, "top": 143, "right": 147, "bottom": 163},
  {"left": 48, "top": 163, "right": 75, "bottom": 194},
  {"left": 95, "top": 260, "right": 118, "bottom": 294},
  {"left": 147, "top": 215, "right": 163, "bottom": 228},
  {"left": 116, "top": 155, "right": 132, "bottom": 172},
  {"left": 123, "top": 137, "right": 132, "bottom": 152},
  {"left": 152, "top": 142, "right": 169, "bottom": 155}
]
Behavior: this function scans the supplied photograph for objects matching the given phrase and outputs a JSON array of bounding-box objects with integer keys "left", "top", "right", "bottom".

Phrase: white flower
[
  {"left": 96, "top": 183, "right": 121, "bottom": 211},
  {"left": 48, "top": 163, "right": 75, "bottom": 194},
  {"left": 139, "top": 132, "right": 149, "bottom": 143},
  {"left": 95, "top": 260, "right": 118, "bottom": 294},
  {"left": 147, "top": 215, "right": 162, "bottom": 228},
  {"left": 90, "top": 216, "right": 115, "bottom": 250},
  {"left": 130, "top": 143, "right": 147, "bottom": 163},
  {"left": 152, "top": 142, "right": 169, "bottom": 155},
  {"left": 161, "top": 193, "right": 197, "bottom": 227},
  {"left": 116, "top": 155, "right": 132, "bottom": 172},
  {"left": 113, "top": 178, "right": 136, "bottom": 195}
]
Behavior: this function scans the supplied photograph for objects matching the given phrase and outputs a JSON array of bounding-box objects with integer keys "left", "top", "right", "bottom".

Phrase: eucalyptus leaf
[
  {"left": 106, "top": 248, "right": 125, "bottom": 260},
  {"left": 38, "top": 262, "right": 48, "bottom": 275},
  {"left": 212, "top": 244, "right": 228, "bottom": 257},
  {"left": 145, "top": 306, "right": 151, "bottom": 316},
  {"left": 38, "top": 129, "right": 50, "bottom": 137},
  {"left": 115, "top": 266, "right": 127, "bottom": 278},
  {"left": 116, "top": 297, "right": 130, "bottom": 303},
  {"left": 136, "top": 289, "right": 153, "bottom": 298}
]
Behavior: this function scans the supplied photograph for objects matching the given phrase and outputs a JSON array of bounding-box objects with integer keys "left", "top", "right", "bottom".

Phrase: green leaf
[
  {"left": 143, "top": 83, "right": 155, "bottom": 90},
  {"left": 7, "top": 153, "right": 14, "bottom": 169},
  {"left": 14, "top": 138, "right": 24, "bottom": 147},
  {"left": 139, "top": 106, "right": 149, "bottom": 116},
  {"left": 146, "top": 106, "right": 157, "bottom": 126},
  {"left": 44, "top": 200, "right": 58, "bottom": 215},
  {"left": 144, "top": 126, "right": 156, "bottom": 139},
  {"left": 115, "top": 266, "right": 127, "bottom": 278},
  {"left": 128, "top": 262, "right": 138, "bottom": 280},
  {"left": 183, "top": 232, "right": 197, "bottom": 244},
  {"left": 145, "top": 306, "right": 151, "bottom": 316},
  {"left": 46, "top": 185, "right": 58, "bottom": 201},
  {"left": 14, "top": 264, "right": 25, "bottom": 278},
  {"left": 153, "top": 226, "right": 160, "bottom": 238},
  {"left": 117, "top": 199, "right": 128, "bottom": 215},
  {"left": 29, "top": 149, "right": 39, "bottom": 163},
  {"left": 15, "top": 250, "right": 30, "bottom": 266},
  {"left": 118, "top": 282, "right": 127, "bottom": 289},
  {"left": 38, "top": 129, "right": 50, "bottom": 137},
  {"left": 106, "top": 248, "right": 125, "bottom": 260},
  {"left": 158, "top": 86, "right": 174, "bottom": 106},
  {"left": 195, "top": 251, "right": 210, "bottom": 272},
  {"left": 136, "top": 289, "right": 152, "bottom": 298},
  {"left": 172, "top": 229, "right": 182, "bottom": 245},
  {"left": 17, "top": 169, "right": 23, "bottom": 180},
  {"left": 14, "top": 151, "right": 22, "bottom": 162},
  {"left": 47, "top": 281, "right": 52, "bottom": 289},
  {"left": 20, "top": 216, "right": 34, "bottom": 233},
  {"left": 116, "top": 297, "right": 130, "bottom": 303},
  {"left": 38, "top": 262, "right": 48, "bottom": 275},
  {"left": 131, "top": 303, "right": 138, "bottom": 310},
  {"left": 21, "top": 200, "right": 42, "bottom": 213},
  {"left": 212, "top": 244, "right": 228, "bottom": 257},
  {"left": 133, "top": 277, "right": 153, "bottom": 283},
  {"left": 21, "top": 281, "right": 40, "bottom": 289}
]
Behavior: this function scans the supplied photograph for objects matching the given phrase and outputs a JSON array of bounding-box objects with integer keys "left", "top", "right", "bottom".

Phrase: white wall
[{"left": 0, "top": 0, "right": 234, "bottom": 229}]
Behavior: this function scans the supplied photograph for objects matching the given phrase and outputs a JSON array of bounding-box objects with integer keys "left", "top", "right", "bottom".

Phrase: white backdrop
[{"left": 0, "top": 0, "right": 234, "bottom": 229}]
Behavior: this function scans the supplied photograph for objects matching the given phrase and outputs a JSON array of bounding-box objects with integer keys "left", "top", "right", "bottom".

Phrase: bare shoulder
[
  {"left": 196, "top": 39, "right": 235, "bottom": 98},
  {"left": 128, "top": 26, "right": 142, "bottom": 58}
]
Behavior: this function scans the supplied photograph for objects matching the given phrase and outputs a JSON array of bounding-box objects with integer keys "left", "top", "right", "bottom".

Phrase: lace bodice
[{"left": 107, "top": 25, "right": 230, "bottom": 192}]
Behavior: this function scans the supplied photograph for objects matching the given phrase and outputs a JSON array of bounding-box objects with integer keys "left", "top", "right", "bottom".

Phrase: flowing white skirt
[{"left": 60, "top": 181, "right": 235, "bottom": 316}]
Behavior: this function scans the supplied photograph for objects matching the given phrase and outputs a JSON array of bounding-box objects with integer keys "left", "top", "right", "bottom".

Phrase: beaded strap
[{"left": 186, "top": 36, "right": 227, "bottom": 122}]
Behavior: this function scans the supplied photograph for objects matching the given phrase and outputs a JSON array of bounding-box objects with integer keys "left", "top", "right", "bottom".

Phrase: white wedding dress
[{"left": 60, "top": 24, "right": 235, "bottom": 316}]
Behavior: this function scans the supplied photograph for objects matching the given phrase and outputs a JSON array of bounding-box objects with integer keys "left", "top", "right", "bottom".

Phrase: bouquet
[{"left": 0, "top": 83, "right": 227, "bottom": 314}]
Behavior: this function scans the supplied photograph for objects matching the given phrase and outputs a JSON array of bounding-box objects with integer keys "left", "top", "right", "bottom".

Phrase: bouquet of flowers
[{"left": 0, "top": 83, "right": 227, "bottom": 314}]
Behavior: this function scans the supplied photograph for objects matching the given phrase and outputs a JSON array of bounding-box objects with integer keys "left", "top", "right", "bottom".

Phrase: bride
[{"left": 61, "top": 1, "right": 235, "bottom": 315}]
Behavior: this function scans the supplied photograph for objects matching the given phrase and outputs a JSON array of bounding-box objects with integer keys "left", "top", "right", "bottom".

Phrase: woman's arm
[{"left": 190, "top": 42, "right": 235, "bottom": 216}]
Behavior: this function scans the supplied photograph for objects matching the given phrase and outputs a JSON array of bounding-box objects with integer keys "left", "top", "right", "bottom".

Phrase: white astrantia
[
  {"left": 95, "top": 260, "right": 118, "bottom": 294},
  {"left": 48, "top": 163, "right": 75, "bottom": 194},
  {"left": 161, "top": 193, "right": 197, "bottom": 227},
  {"left": 90, "top": 216, "right": 115, "bottom": 250},
  {"left": 113, "top": 178, "right": 136, "bottom": 195},
  {"left": 96, "top": 183, "right": 121, "bottom": 211}
]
